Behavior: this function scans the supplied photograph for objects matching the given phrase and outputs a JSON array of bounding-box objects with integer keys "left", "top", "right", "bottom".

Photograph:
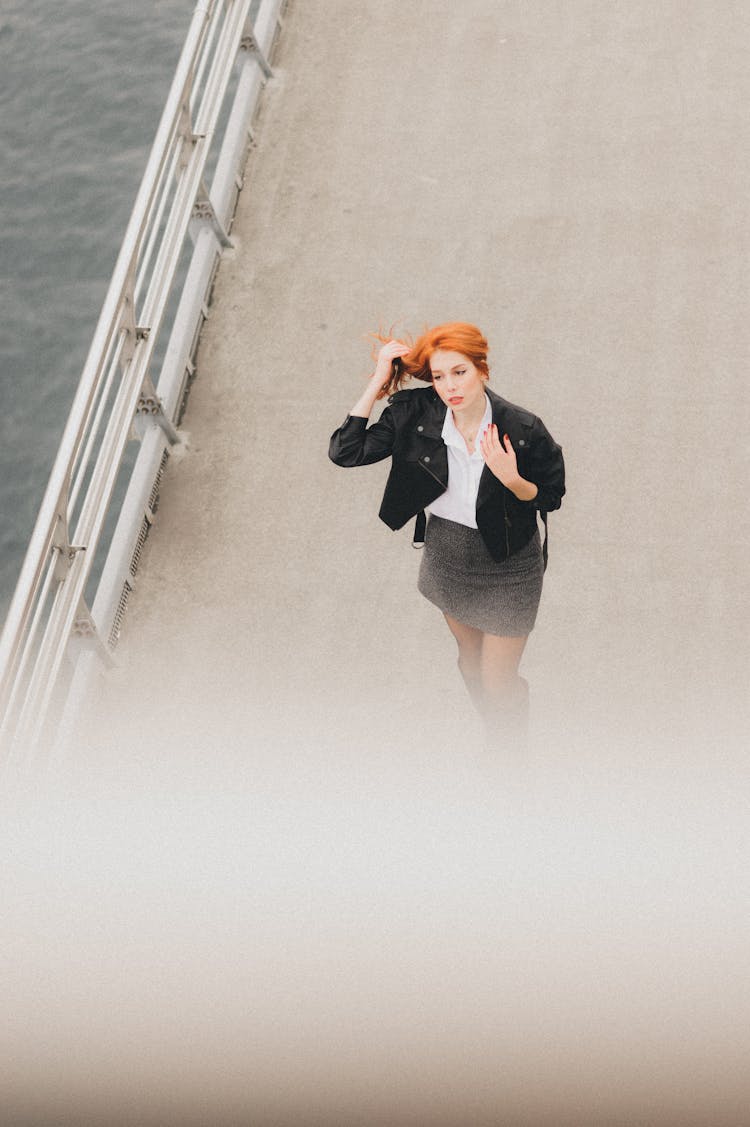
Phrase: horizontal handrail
[{"left": 0, "top": 0, "right": 285, "bottom": 765}]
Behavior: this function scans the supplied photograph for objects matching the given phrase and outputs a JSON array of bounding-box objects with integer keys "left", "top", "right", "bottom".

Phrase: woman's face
[{"left": 429, "top": 349, "right": 487, "bottom": 414}]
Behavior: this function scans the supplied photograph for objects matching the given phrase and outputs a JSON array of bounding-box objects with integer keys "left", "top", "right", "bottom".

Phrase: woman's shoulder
[
  {"left": 486, "top": 387, "right": 539, "bottom": 428},
  {"left": 386, "top": 385, "right": 436, "bottom": 408}
]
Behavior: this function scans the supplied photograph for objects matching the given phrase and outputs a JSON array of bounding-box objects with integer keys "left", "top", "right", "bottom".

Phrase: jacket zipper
[
  {"left": 418, "top": 457, "right": 447, "bottom": 491},
  {"left": 502, "top": 491, "right": 511, "bottom": 556}
]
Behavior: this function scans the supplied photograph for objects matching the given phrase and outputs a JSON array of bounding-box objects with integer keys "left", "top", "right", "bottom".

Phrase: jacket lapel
[
  {"left": 412, "top": 392, "right": 449, "bottom": 488},
  {"left": 416, "top": 391, "right": 447, "bottom": 441}
]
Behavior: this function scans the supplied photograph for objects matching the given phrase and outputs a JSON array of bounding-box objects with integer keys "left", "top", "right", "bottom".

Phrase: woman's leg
[
  {"left": 443, "top": 613, "right": 484, "bottom": 714},
  {"left": 480, "top": 633, "right": 530, "bottom": 746},
  {"left": 443, "top": 617, "right": 531, "bottom": 746}
]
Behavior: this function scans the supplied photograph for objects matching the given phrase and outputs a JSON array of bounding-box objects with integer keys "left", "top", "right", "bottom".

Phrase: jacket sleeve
[
  {"left": 525, "top": 419, "right": 566, "bottom": 513},
  {"left": 328, "top": 409, "right": 396, "bottom": 467}
]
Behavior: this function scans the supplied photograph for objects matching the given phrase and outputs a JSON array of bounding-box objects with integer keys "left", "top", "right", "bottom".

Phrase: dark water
[{"left": 0, "top": 0, "right": 196, "bottom": 618}]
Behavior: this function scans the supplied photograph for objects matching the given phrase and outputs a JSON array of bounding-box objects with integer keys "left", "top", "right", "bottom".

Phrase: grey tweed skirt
[{"left": 417, "top": 515, "right": 544, "bottom": 636}]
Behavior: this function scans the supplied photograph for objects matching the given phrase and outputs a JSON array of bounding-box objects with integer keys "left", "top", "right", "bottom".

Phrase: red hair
[{"left": 368, "top": 322, "right": 490, "bottom": 398}]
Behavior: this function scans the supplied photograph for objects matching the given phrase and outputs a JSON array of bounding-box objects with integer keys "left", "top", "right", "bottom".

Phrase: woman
[{"left": 329, "top": 322, "right": 565, "bottom": 747}]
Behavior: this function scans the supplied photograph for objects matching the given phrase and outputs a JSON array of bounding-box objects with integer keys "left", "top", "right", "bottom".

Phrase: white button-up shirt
[{"left": 426, "top": 394, "right": 493, "bottom": 528}]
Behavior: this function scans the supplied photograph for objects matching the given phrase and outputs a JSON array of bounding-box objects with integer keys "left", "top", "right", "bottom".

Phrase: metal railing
[{"left": 0, "top": 0, "right": 286, "bottom": 765}]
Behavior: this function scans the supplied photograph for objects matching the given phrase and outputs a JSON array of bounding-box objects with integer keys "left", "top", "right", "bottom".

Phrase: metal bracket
[
  {"left": 177, "top": 99, "right": 206, "bottom": 170},
  {"left": 134, "top": 376, "right": 181, "bottom": 445},
  {"left": 51, "top": 508, "right": 86, "bottom": 583},
  {"left": 121, "top": 329, "right": 152, "bottom": 370},
  {"left": 191, "top": 178, "right": 233, "bottom": 248},
  {"left": 121, "top": 289, "right": 136, "bottom": 365},
  {"left": 70, "top": 602, "right": 115, "bottom": 668},
  {"left": 52, "top": 543, "right": 86, "bottom": 584},
  {"left": 240, "top": 30, "right": 273, "bottom": 79},
  {"left": 119, "top": 273, "right": 152, "bottom": 367}
]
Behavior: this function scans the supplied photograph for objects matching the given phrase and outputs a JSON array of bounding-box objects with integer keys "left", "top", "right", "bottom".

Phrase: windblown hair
[{"left": 369, "top": 322, "right": 490, "bottom": 398}]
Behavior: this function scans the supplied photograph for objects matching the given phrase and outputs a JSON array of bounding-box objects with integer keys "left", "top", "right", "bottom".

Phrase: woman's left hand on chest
[{"left": 479, "top": 424, "right": 520, "bottom": 486}]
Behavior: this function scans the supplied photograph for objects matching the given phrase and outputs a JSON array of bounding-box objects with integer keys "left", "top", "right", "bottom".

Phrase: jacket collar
[
  {"left": 415, "top": 388, "right": 448, "bottom": 440},
  {"left": 486, "top": 385, "right": 515, "bottom": 426}
]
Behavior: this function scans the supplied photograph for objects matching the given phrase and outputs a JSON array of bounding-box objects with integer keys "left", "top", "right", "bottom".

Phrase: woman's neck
[{"left": 451, "top": 396, "right": 487, "bottom": 436}]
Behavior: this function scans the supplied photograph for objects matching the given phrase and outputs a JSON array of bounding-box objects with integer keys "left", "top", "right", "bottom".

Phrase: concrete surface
[
  {"left": 81, "top": 0, "right": 750, "bottom": 770},
  {"left": 7, "top": 3, "right": 750, "bottom": 1125}
]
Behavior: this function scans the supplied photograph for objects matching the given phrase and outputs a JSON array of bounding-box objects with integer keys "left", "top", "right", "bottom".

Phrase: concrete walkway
[
  {"left": 79, "top": 0, "right": 749, "bottom": 771},
  {"left": 28, "top": 2, "right": 750, "bottom": 1123}
]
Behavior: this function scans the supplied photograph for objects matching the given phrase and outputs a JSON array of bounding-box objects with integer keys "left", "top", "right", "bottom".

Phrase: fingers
[
  {"left": 381, "top": 340, "right": 410, "bottom": 359},
  {"left": 480, "top": 424, "right": 506, "bottom": 446},
  {"left": 480, "top": 426, "right": 515, "bottom": 461},
  {"left": 497, "top": 428, "right": 514, "bottom": 452},
  {"left": 374, "top": 340, "right": 410, "bottom": 382},
  {"left": 479, "top": 425, "right": 495, "bottom": 452}
]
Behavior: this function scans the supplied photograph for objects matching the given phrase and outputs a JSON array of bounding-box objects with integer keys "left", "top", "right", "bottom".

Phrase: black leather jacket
[{"left": 329, "top": 385, "right": 565, "bottom": 563}]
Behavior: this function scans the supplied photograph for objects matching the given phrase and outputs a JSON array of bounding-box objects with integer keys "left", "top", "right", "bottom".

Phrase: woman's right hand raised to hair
[
  {"left": 349, "top": 340, "right": 411, "bottom": 419},
  {"left": 373, "top": 339, "right": 411, "bottom": 385}
]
